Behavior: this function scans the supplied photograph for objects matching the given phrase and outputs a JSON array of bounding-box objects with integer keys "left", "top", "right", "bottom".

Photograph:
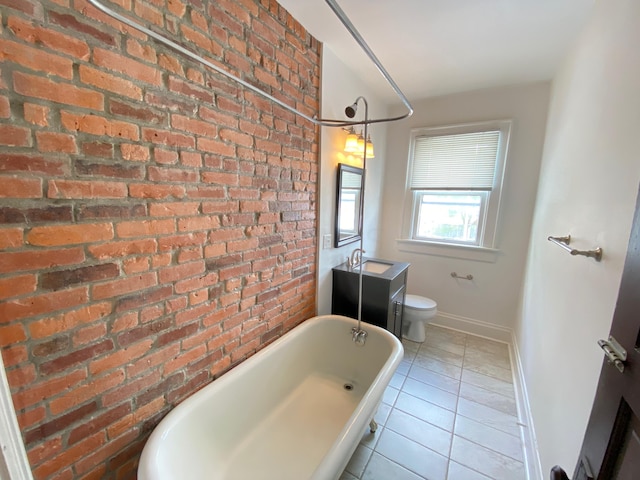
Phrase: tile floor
[{"left": 340, "top": 324, "right": 526, "bottom": 480}]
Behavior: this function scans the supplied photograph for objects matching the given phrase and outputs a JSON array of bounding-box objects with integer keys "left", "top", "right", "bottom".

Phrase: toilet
[{"left": 402, "top": 294, "right": 437, "bottom": 343}]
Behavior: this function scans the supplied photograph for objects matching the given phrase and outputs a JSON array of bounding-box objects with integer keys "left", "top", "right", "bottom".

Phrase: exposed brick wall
[{"left": 0, "top": 0, "right": 320, "bottom": 477}]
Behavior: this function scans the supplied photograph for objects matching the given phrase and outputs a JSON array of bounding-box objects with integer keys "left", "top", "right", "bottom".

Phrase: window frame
[{"left": 401, "top": 119, "right": 512, "bottom": 255}]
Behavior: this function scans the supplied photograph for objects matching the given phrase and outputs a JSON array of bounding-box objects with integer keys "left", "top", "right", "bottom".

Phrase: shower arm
[{"left": 85, "top": 0, "right": 413, "bottom": 128}]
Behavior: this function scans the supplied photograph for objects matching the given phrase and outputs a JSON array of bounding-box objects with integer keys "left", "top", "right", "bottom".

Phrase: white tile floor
[{"left": 341, "top": 324, "right": 526, "bottom": 480}]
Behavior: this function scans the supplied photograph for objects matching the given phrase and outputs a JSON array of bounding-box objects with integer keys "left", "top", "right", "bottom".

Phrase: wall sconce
[{"left": 343, "top": 128, "right": 374, "bottom": 159}]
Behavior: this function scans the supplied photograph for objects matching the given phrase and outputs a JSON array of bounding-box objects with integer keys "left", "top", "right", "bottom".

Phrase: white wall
[
  {"left": 516, "top": 0, "right": 640, "bottom": 475},
  {"left": 316, "top": 47, "right": 389, "bottom": 314},
  {"left": 379, "top": 83, "right": 550, "bottom": 334}
]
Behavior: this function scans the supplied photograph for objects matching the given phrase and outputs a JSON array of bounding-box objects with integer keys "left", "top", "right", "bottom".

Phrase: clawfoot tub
[{"left": 138, "top": 314, "right": 403, "bottom": 480}]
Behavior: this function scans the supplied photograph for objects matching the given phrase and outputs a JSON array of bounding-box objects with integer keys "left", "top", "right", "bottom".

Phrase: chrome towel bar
[
  {"left": 547, "top": 235, "right": 603, "bottom": 262},
  {"left": 451, "top": 272, "right": 473, "bottom": 280}
]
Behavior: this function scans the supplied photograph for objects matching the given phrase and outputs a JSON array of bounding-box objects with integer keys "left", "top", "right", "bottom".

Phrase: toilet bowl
[{"left": 402, "top": 294, "right": 437, "bottom": 343}]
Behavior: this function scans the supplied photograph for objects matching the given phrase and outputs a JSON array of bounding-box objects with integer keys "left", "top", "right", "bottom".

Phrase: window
[{"left": 402, "top": 120, "right": 511, "bottom": 251}]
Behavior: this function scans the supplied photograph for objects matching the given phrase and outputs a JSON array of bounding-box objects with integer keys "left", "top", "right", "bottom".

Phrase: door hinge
[{"left": 598, "top": 336, "right": 627, "bottom": 373}]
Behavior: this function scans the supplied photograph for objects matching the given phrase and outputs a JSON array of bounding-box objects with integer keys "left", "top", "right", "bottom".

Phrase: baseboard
[
  {"left": 430, "top": 311, "right": 543, "bottom": 480},
  {"left": 510, "top": 332, "right": 544, "bottom": 480},
  {"left": 431, "top": 311, "right": 513, "bottom": 343}
]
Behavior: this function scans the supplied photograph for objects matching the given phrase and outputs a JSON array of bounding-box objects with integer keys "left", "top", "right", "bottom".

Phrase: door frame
[{"left": 0, "top": 353, "right": 33, "bottom": 480}]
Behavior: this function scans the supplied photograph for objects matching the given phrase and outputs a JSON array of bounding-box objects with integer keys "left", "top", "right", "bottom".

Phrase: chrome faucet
[
  {"left": 351, "top": 326, "right": 367, "bottom": 346},
  {"left": 349, "top": 248, "right": 365, "bottom": 269}
]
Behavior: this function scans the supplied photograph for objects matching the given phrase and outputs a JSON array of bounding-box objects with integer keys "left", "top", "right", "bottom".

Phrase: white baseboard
[
  {"left": 430, "top": 311, "right": 543, "bottom": 480},
  {"left": 431, "top": 311, "right": 513, "bottom": 343}
]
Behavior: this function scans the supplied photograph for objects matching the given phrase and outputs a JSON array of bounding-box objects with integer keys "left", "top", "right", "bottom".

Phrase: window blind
[{"left": 410, "top": 130, "right": 500, "bottom": 190}]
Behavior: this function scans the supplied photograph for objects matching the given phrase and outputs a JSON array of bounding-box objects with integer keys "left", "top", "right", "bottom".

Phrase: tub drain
[{"left": 343, "top": 383, "right": 354, "bottom": 391}]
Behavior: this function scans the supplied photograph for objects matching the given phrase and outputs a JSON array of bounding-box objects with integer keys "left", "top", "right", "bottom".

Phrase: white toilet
[{"left": 402, "top": 294, "right": 437, "bottom": 343}]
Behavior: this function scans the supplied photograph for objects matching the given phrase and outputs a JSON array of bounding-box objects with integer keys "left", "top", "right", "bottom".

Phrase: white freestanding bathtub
[{"left": 137, "top": 314, "right": 403, "bottom": 480}]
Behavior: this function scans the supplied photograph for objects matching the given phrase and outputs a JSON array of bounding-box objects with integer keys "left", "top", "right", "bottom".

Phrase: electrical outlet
[{"left": 322, "top": 234, "right": 332, "bottom": 249}]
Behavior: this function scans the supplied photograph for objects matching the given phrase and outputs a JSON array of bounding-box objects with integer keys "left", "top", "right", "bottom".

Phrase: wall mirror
[{"left": 335, "top": 163, "right": 364, "bottom": 247}]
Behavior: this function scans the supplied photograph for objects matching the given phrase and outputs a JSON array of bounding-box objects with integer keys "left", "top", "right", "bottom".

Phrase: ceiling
[{"left": 276, "top": 0, "right": 595, "bottom": 105}]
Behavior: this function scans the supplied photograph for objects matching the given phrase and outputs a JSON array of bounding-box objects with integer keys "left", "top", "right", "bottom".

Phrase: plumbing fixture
[
  {"left": 349, "top": 248, "right": 365, "bottom": 269},
  {"left": 351, "top": 326, "right": 367, "bottom": 346}
]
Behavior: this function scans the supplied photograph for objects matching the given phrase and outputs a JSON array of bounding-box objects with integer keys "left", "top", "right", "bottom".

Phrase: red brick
[
  {"left": 92, "top": 272, "right": 157, "bottom": 300},
  {"left": 0, "top": 273, "right": 36, "bottom": 299},
  {"left": 126, "top": 38, "right": 157, "bottom": 63},
  {"left": 147, "top": 165, "right": 198, "bottom": 183},
  {"left": 149, "top": 201, "right": 200, "bottom": 217},
  {"left": 0, "top": 323, "right": 27, "bottom": 346},
  {"left": 28, "top": 302, "right": 111, "bottom": 339},
  {"left": 13, "top": 72, "right": 103, "bottom": 110},
  {"left": 0, "top": 286, "right": 88, "bottom": 322},
  {"left": 48, "top": 179, "right": 128, "bottom": 199},
  {"left": 60, "top": 111, "right": 139, "bottom": 141},
  {"left": 171, "top": 114, "right": 217, "bottom": 137},
  {"left": 158, "top": 260, "right": 205, "bottom": 284},
  {"left": 79, "top": 65, "right": 142, "bottom": 100},
  {"left": 88, "top": 238, "right": 157, "bottom": 259},
  {"left": 141, "top": 128, "right": 195, "bottom": 148},
  {"left": 0, "top": 175, "right": 41, "bottom": 198},
  {"left": 93, "top": 48, "right": 162, "bottom": 86},
  {"left": 120, "top": 143, "right": 150, "bottom": 162},
  {"left": 0, "top": 38, "right": 73, "bottom": 79},
  {"left": 0, "top": 227, "right": 22, "bottom": 250},
  {"left": 8, "top": 16, "right": 90, "bottom": 60},
  {"left": 129, "top": 183, "right": 186, "bottom": 199},
  {"left": 27, "top": 223, "right": 113, "bottom": 246},
  {"left": 0, "top": 124, "right": 30, "bottom": 146},
  {"left": 0, "top": 247, "right": 85, "bottom": 274},
  {"left": 12, "top": 369, "right": 87, "bottom": 410},
  {"left": 115, "top": 219, "right": 175, "bottom": 238},
  {"left": 49, "top": 370, "right": 125, "bottom": 415},
  {"left": 23, "top": 103, "right": 48, "bottom": 126},
  {"left": 35, "top": 131, "right": 76, "bottom": 153}
]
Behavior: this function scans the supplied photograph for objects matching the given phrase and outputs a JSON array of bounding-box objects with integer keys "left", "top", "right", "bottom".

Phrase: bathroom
[{"left": 1, "top": 0, "right": 639, "bottom": 479}]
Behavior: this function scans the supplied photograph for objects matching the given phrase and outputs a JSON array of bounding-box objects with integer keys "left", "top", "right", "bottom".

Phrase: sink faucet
[{"left": 349, "top": 248, "right": 365, "bottom": 269}]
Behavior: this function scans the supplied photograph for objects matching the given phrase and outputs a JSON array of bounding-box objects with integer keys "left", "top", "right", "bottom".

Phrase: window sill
[{"left": 396, "top": 239, "right": 501, "bottom": 263}]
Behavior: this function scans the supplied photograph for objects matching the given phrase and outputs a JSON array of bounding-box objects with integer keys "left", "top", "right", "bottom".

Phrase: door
[{"left": 552, "top": 190, "right": 640, "bottom": 480}]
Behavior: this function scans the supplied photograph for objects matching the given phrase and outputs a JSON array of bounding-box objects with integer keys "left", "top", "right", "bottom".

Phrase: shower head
[{"left": 345, "top": 101, "right": 358, "bottom": 118}]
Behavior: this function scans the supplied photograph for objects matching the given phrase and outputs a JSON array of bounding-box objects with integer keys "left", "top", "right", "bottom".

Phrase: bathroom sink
[{"left": 360, "top": 260, "right": 393, "bottom": 275}]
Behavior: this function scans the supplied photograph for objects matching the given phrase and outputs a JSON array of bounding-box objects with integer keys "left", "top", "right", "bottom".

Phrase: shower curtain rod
[{"left": 86, "top": 0, "right": 413, "bottom": 127}]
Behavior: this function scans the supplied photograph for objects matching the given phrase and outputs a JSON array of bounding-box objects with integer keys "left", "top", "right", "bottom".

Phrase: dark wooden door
[{"left": 552, "top": 189, "right": 640, "bottom": 480}]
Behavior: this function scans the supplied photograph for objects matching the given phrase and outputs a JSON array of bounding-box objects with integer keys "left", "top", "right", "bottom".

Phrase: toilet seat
[{"left": 404, "top": 294, "right": 437, "bottom": 312}]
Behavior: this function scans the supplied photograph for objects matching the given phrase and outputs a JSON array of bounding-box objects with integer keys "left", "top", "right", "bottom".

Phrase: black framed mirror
[{"left": 335, "top": 163, "right": 364, "bottom": 247}]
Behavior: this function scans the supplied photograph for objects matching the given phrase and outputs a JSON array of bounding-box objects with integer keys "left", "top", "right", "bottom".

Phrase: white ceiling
[{"left": 277, "top": 0, "right": 595, "bottom": 105}]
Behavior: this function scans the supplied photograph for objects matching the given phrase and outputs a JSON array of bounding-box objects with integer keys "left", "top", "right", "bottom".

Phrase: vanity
[{"left": 331, "top": 258, "right": 410, "bottom": 339}]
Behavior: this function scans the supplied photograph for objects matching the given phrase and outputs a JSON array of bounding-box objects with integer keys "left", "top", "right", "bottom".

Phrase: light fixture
[
  {"left": 344, "top": 127, "right": 360, "bottom": 153},
  {"left": 343, "top": 128, "right": 374, "bottom": 158}
]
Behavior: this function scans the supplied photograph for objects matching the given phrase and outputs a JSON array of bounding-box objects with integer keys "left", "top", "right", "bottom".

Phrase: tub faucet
[
  {"left": 349, "top": 248, "right": 365, "bottom": 269},
  {"left": 351, "top": 326, "right": 367, "bottom": 346}
]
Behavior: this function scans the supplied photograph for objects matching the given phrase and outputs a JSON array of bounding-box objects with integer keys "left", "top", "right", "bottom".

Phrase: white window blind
[{"left": 410, "top": 130, "right": 501, "bottom": 191}]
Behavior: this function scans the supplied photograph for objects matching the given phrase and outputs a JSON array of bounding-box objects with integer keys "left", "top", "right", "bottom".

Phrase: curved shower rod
[{"left": 85, "top": 0, "right": 413, "bottom": 127}]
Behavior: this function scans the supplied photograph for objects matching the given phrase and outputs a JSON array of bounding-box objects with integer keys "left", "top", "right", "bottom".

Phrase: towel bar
[
  {"left": 547, "top": 235, "right": 602, "bottom": 262},
  {"left": 451, "top": 272, "right": 473, "bottom": 280}
]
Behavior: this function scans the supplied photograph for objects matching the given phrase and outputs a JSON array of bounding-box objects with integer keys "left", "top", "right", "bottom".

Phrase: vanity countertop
[{"left": 332, "top": 257, "right": 410, "bottom": 280}]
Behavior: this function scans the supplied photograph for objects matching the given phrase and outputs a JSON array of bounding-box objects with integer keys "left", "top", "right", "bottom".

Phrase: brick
[
  {"left": 88, "top": 238, "right": 157, "bottom": 259},
  {"left": 48, "top": 11, "right": 116, "bottom": 46},
  {"left": 35, "top": 131, "right": 76, "bottom": 153},
  {"left": 157, "top": 232, "right": 207, "bottom": 251},
  {"left": 27, "top": 223, "right": 113, "bottom": 247},
  {"left": 68, "top": 403, "right": 131, "bottom": 445},
  {"left": 79, "top": 65, "right": 143, "bottom": 100},
  {"left": 149, "top": 201, "right": 200, "bottom": 217},
  {"left": 116, "top": 219, "right": 175, "bottom": 238},
  {"left": 0, "top": 286, "right": 88, "bottom": 322},
  {"left": 48, "top": 179, "right": 128, "bottom": 199},
  {"left": 23, "top": 103, "right": 48, "bottom": 126},
  {"left": 92, "top": 272, "right": 157, "bottom": 300},
  {"left": 116, "top": 317, "right": 172, "bottom": 347},
  {"left": 148, "top": 165, "right": 198, "bottom": 183},
  {"left": 0, "top": 322, "right": 27, "bottom": 346},
  {"left": 60, "top": 111, "right": 139, "bottom": 141},
  {"left": 24, "top": 402, "right": 97, "bottom": 445},
  {"left": 114, "top": 285, "right": 172, "bottom": 313},
  {"left": 0, "top": 153, "right": 68, "bottom": 176},
  {"left": 77, "top": 204, "right": 146, "bottom": 221},
  {"left": 129, "top": 183, "right": 186, "bottom": 199},
  {"left": 158, "top": 260, "right": 205, "bottom": 284},
  {"left": 141, "top": 128, "right": 195, "bottom": 148},
  {"left": 126, "top": 38, "right": 157, "bottom": 63},
  {"left": 82, "top": 141, "right": 113, "bottom": 158},
  {"left": 0, "top": 124, "right": 30, "bottom": 147},
  {"left": 0, "top": 247, "right": 85, "bottom": 274},
  {"left": 12, "top": 369, "right": 87, "bottom": 410},
  {"left": 120, "top": 143, "right": 150, "bottom": 162},
  {"left": 109, "top": 99, "right": 165, "bottom": 124},
  {"left": 49, "top": 370, "right": 125, "bottom": 415},
  {"left": 0, "top": 274, "right": 36, "bottom": 299},
  {"left": 93, "top": 48, "right": 162, "bottom": 86},
  {"left": 0, "top": 38, "right": 73, "bottom": 79},
  {"left": 0, "top": 227, "right": 22, "bottom": 249},
  {"left": 0, "top": 175, "right": 41, "bottom": 198},
  {"left": 76, "top": 161, "right": 144, "bottom": 182},
  {"left": 28, "top": 302, "right": 111, "bottom": 339},
  {"left": 7, "top": 16, "right": 90, "bottom": 60},
  {"left": 171, "top": 114, "right": 217, "bottom": 137},
  {"left": 40, "top": 263, "right": 119, "bottom": 290},
  {"left": 13, "top": 72, "right": 103, "bottom": 110}
]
